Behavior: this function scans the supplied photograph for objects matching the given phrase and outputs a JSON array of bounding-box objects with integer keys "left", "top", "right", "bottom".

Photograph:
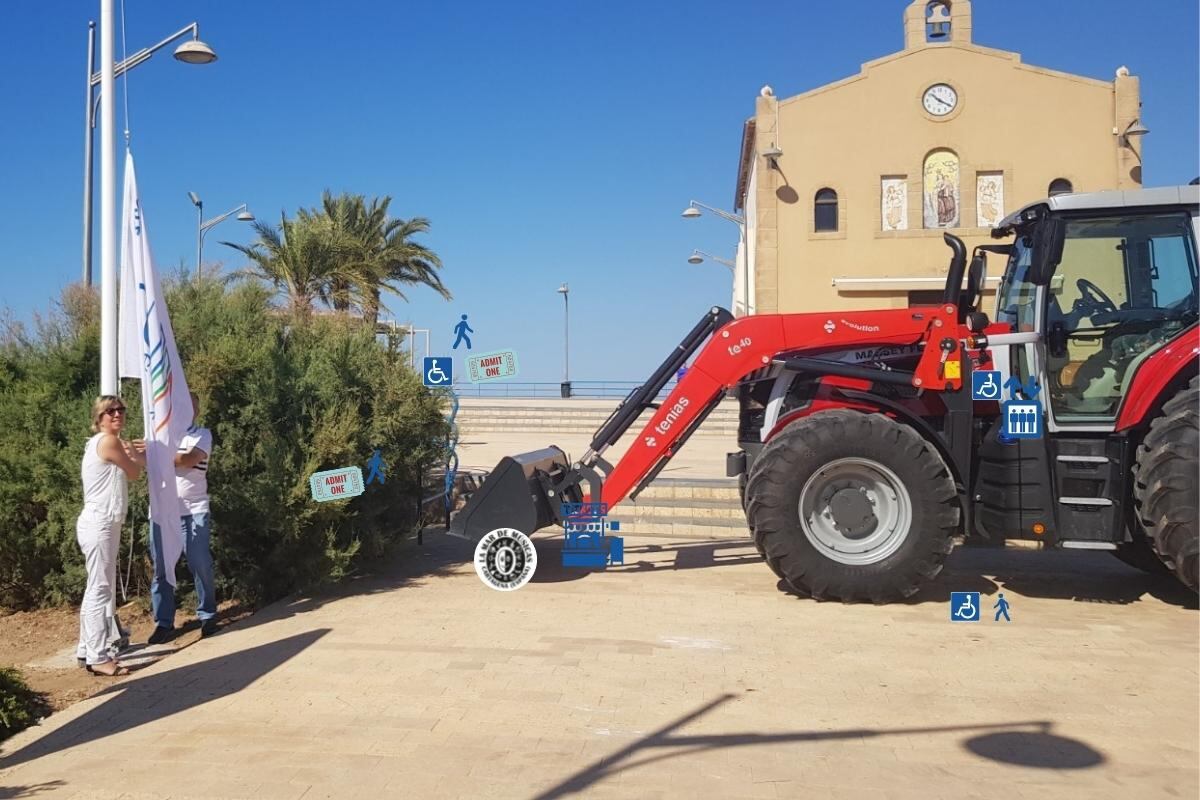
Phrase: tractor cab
[
  {"left": 971, "top": 185, "right": 1199, "bottom": 551},
  {"left": 990, "top": 186, "right": 1199, "bottom": 426}
]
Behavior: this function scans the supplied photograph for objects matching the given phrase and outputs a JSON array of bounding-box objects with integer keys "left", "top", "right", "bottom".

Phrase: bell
[{"left": 927, "top": 2, "right": 952, "bottom": 39}]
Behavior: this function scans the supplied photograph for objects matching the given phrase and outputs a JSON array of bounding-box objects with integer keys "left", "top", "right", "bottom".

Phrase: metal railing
[{"left": 450, "top": 381, "right": 682, "bottom": 400}]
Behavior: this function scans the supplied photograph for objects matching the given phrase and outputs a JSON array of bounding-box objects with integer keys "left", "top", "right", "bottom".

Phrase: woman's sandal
[{"left": 85, "top": 661, "right": 130, "bottom": 677}]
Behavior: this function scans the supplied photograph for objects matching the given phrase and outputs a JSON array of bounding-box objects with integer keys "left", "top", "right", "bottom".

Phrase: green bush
[
  {"left": 0, "top": 276, "right": 447, "bottom": 610},
  {"left": 0, "top": 667, "right": 48, "bottom": 740}
]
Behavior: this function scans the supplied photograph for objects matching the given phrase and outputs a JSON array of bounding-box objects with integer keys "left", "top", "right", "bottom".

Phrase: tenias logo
[
  {"left": 654, "top": 397, "right": 691, "bottom": 436},
  {"left": 139, "top": 282, "right": 174, "bottom": 435}
]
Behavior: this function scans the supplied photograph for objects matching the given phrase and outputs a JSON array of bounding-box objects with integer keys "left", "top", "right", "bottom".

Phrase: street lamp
[
  {"left": 687, "top": 249, "right": 735, "bottom": 271},
  {"left": 190, "top": 193, "right": 254, "bottom": 281},
  {"left": 83, "top": 19, "right": 218, "bottom": 288},
  {"left": 557, "top": 283, "right": 570, "bottom": 398},
  {"left": 681, "top": 200, "right": 749, "bottom": 316},
  {"left": 1116, "top": 118, "right": 1149, "bottom": 148}
]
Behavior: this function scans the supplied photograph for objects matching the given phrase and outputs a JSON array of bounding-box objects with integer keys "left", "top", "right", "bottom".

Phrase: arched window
[
  {"left": 1048, "top": 178, "right": 1073, "bottom": 197},
  {"left": 922, "top": 149, "right": 959, "bottom": 228},
  {"left": 814, "top": 188, "right": 838, "bottom": 232}
]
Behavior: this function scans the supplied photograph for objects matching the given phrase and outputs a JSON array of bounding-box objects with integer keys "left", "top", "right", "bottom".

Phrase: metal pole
[
  {"left": 563, "top": 289, "right": 569, "bottom": 382},
  {"left": 99, "top": 0, "right": 117, "bottom": 395},
  {"left": 741, "top": 229, "right": 749, "bottom": 316},
  {"left": 195, "top": 203, "right": 204, "bottom": 281},
  {"left": 83, "top": 21, "right": 96, "bottom": 286}
]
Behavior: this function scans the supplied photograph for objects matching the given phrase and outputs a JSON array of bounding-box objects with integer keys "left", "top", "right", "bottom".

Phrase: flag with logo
[{"left": 118, "top": 150, "right": 193, "bottom": 585}]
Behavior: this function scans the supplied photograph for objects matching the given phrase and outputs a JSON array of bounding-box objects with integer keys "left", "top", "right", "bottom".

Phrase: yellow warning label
[{"left": 944, "top": 359, "right": 961, "bottom": 379}]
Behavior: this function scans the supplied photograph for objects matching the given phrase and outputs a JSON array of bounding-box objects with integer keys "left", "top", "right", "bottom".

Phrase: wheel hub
[
  {"left": 799, "top": 457, "right": 913, "bottom": 566},
  {"left": 828, "top": 488, "right": 877, "bottom": 538}
]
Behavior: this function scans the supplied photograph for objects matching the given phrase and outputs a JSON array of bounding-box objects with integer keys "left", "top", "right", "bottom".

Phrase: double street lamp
[
  {"left": 189, "top": 192, "right": 254, "bottom": 281},
  {"left": 681, "top": 200, "right": 749, "bottom": 316},
  {"left": 82, "top": 19, "right": 217, "bottom": 287}
]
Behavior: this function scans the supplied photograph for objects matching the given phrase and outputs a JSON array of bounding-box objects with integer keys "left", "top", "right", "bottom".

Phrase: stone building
[{"left": 732, "top": 0, "right": 1146, "bottom": 315}]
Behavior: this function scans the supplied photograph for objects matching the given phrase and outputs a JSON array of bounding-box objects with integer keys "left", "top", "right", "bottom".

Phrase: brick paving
[{"left": 1, "top": 532, "right": 1196, "bottom": 799}]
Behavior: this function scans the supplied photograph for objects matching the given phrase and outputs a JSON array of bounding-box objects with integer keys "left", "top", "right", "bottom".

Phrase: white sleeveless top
[{"left": 81, "top": 433, "right": 128, "bottom": 521}]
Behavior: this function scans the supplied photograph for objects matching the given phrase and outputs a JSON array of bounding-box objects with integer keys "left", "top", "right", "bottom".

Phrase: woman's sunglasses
[{"left": 103, "top": 406, "right": 127, "bottom": 417}]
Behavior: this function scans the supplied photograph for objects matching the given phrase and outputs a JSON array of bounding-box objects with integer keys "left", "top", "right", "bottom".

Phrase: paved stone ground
[{"left": 1, "top": 530, "right": 1195, "bottom": 800}]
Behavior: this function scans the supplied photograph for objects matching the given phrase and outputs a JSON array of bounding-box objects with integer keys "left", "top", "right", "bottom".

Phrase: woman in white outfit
[{"left": 76, "top": 395, "right": 144, "bottom": 676}]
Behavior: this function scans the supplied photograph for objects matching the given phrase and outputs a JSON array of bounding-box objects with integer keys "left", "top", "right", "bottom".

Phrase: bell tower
[{"left": 905, "top": 0, "right": 973, "bottom": 49}]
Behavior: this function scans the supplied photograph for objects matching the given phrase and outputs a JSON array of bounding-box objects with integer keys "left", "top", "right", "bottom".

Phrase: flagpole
[{"left": 99, "top": 0, "right": 118, "bottom": 395}]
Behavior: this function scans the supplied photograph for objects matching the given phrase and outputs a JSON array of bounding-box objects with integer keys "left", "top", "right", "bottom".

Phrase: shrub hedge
[
  {"left": 0, "top": 276, "right": 447, "bottom": 610},
  {"left": 0, "top": 667, "right": 48, "bottom": 741}
]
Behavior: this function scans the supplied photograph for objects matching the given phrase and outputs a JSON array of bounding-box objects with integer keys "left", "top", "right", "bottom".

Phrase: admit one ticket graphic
[{"left": 310, "top": 466, "right": 365, "bottom": 502}]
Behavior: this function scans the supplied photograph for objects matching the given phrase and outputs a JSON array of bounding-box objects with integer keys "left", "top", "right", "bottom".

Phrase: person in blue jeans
[{"left": 149, "top": 393, "right": 218, "bottom": 643}]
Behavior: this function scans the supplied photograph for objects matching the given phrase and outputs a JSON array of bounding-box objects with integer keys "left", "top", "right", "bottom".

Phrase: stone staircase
[
  {"left": 456, "top": 397, "right": 740, "bottom": 437},
  {"left": 442, "top": 397, "right": 749, "bottom": 541},
  {"left": 614, "top": 477, "right": 747, "bottom": 540}
]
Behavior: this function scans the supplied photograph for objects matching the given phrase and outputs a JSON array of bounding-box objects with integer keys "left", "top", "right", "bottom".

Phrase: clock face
[{"left": 923, "top": 83, "right": 958, "bottom": 116}]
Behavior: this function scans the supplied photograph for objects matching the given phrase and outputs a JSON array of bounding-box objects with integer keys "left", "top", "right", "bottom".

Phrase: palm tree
[
  {"left": 222, "top": 212, "right": 364, "bottom": 316},
  {"left": 310, "top": 191, "right": 450, "bottom": 324}
]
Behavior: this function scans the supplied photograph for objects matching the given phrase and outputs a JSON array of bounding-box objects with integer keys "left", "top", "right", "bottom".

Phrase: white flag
[{"left": 117, "top": 150, "right": 193, "bottom": 586}]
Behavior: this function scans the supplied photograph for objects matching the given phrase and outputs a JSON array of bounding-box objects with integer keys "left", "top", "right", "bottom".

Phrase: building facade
[{"left": 734, "top": 0, "right": 1146, "bottom": 315}]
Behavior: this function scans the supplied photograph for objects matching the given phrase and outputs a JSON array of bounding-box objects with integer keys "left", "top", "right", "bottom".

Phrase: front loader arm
[
  {"left": 449, "top": 303, "right": 963, "bottom": 542},
  {"left": 597, "top": 303, "right": 961, "bottom": 509}
]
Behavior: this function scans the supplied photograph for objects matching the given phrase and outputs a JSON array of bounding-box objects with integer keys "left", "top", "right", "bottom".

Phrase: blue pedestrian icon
[
  {"left": 950, "top": 591, "right": 980, "bottom": 621},
  {"left": 993, "top": 592, "right": 1012, "bottom": 622},
  {"left": 971, "top": 370, "right": 1002, "bottom": 400},
  {"left": 423, "top": 357, "right": 453, "bottom": 387},
  {"left": 1001, "top": 400, "right": 1042, "bottom": 439},
  {"left": 452, "top": 315, "right": 474, "bottom": 350},
  {"left": 366, "top": 449, "right": 386, "bottom": 485}
]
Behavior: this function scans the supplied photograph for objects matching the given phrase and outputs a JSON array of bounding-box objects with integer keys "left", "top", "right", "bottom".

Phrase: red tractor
[{"left": 451, "top": 185, "right": 1199, "bottom": 601}]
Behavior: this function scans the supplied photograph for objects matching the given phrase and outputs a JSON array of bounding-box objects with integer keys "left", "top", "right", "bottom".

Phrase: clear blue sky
[{"left": 3, "top": 1, "right": 1197, "bottom": 382}]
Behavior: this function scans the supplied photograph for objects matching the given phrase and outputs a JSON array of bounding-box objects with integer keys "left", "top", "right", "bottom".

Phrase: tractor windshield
[{"left": 995, "top": 232, "right": 1038, "bottom": 332}]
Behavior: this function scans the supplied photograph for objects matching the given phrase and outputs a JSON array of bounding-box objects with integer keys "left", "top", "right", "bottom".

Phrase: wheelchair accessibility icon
[
  {"left": 971, "top": 370, "right": 1002, "bottom": 401},
  {"left": 950, "top": 591, "right": 981, "bottom": 621},
  {"left": 423, "top": 356, "right": 453, "bottom": 387}
]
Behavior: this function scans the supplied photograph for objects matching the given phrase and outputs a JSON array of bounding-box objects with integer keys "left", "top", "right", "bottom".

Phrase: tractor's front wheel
[
  {"left": 1133, "top": 376, "right": 1199, "bottom": 591},
  {"left": 745, "top": 410, "right": 959, "bottom": 602}
]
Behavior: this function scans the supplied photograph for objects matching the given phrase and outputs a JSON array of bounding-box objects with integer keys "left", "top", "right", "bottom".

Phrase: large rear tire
[
  {"left": 745, "top": 410, "right": 959, "bottom": 602},
  {"left": 1133, "top": 376, "right": 1199, "bottom": 591}
]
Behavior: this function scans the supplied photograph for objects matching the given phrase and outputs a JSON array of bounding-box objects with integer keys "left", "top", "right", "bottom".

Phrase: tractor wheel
[
  {"left": 741, "top": 471, "right": 785, "bottom": 579},
  {"left": 1133, "top": 376, "right": 1199, "bottom": 591},
  {"left": 745, "top": 410, "right": 959, "bottom": 602}
]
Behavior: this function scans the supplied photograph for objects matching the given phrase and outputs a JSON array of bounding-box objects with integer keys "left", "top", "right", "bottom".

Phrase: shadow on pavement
[
  {"left": 0, "top": 780, "right": 65, "bottom": 799},
  {"left": 0, "top": 629, "right": 329, "bottom": 771},
  {"left": 216, "top": 535, "right": 465, "bottom": 638},
  {"left": 761, "top": 544, "right": 1197, "bottom": 608},
  {"left": 530, "top": 694, "right": 1103, "bottom": 799},
  {"left": 532, "top": 537, "right": 762, "bottom": 584}
]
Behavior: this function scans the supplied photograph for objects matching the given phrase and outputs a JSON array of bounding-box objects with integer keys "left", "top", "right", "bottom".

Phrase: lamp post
[
  {"left": 687, "top": 249, "right": 735, "bottom": 271},
  {"left": 557, "top": 283, "right": 570, "bottom": 398},
  {"left": 92, "top": 8, "right": 217, "bottom": 395},
  {"left": 189, "top": 193, "right": 254, "bottom": 281},
  {"left": 681, "top": 200, "right": 748, "bottom": 316},
  {"left": 83, "top": 19, "right": 217, "bottom": 288}
]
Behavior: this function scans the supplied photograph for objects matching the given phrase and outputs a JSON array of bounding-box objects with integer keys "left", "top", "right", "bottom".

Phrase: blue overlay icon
[
  {"left": 423, "top": 356, "right": 453, "bottom": 387},
  {"left": 561, "top": 502, "right": 624, "bottom": 568},
  {"left": 971, "top": 370, "right": 1002, "bottom": 400},
  {"left": 1002, "top": 400, "right": 1042, "bottom": 439},
  {"left": 452, "top": 315, "right": 474, "bottom": 350},
  {"left": 950, "top": 591, "right": 980, "bottom": 621},
  {"left": 994, "top": 592, "right": 1012, "bottom": 622},
  {"left": 366, "top": 449, "right": 386, "bottom": 485}
]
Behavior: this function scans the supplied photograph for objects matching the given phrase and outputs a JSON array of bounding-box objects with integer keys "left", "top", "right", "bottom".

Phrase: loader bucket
[{"left": 448, "top": 446, "right": 576, "bottom": 542}]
